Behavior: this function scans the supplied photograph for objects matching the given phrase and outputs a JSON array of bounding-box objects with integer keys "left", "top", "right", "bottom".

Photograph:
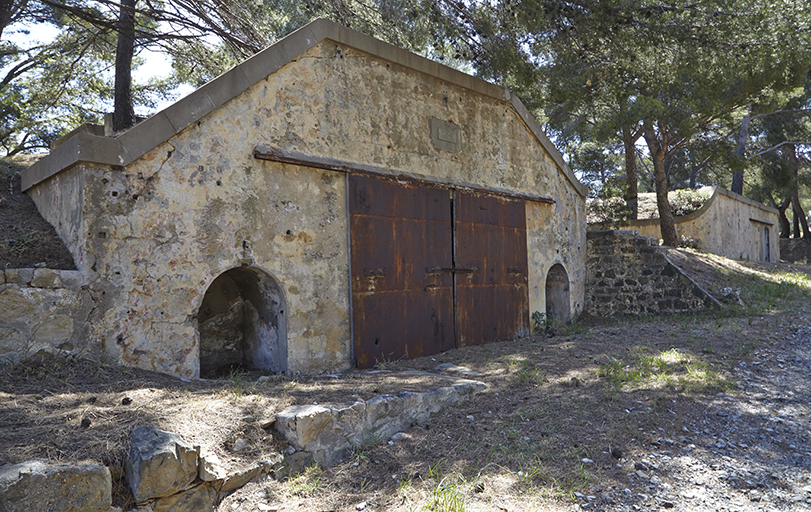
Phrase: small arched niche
[
  {"left": 545, "top": 263, "right": 571, "bottom": 323},
  {"left": 197, "top": 267, "right": 287, "bottom": 378}
]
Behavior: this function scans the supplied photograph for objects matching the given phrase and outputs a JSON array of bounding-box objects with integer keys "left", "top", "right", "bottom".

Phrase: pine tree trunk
[
  {"left": 622, "top": 128, "right": 639, "bottom": 220},
  {"left": 792, "top": 192, "right": 810, "bottom": 239},
  {"left": 731, "top": 113, "right": 752, "bottom": 195},
  {"left": 113, "top": 0, "right": 136, "bottom": 132},
  {"left": 643, "top": 121, "right": 678, "bottom": 247},
  {"left": 777, "top": 196, "right": 791, "bottom": 238}
]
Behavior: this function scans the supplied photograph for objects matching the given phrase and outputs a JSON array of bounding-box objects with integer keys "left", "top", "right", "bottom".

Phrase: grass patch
[
  {"left": 423, "top": 476, "right": 465, "bottom": 512},
  {"left": 598, "top": 346, "right": 732, "bottom": 396},
  {"left": 286, "top": 465, "right": 322, "bottom": 496},
  {"left": 515, "top": 360, "right": 546, "bottom": 386}
]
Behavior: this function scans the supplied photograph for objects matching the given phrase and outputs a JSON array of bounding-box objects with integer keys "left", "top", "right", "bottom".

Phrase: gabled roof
[{"left": 23, "top": 19, "right": 587, "bottom": 196}]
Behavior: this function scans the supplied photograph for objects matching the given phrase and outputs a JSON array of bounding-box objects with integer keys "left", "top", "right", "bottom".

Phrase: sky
[{"left": 5, "top": 20, "right": 195, "bottom": 116}]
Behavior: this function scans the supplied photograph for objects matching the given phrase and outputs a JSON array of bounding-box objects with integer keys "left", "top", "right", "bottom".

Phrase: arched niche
[
  {"left": 197, "top": 267, "right": 287, "bottom": 377},
  {"left": 545, "top": 263, "right": 571, "bottom": 323}
]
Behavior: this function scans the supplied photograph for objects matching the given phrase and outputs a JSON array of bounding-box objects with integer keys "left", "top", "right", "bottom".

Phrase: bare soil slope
[{"left": 0, "top": 156, "right": 76, "bottom": 270}]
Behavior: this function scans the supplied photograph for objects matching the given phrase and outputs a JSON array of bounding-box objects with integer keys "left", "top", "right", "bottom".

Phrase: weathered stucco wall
[
  {"left": 628, "top": 188, "right": 779, "bottom": 262},
  {"left": 25, "top": 166, "right": 87, "bottom": 273},
  {"left": 78, "top": 159, "right": 349, "bottom": 378},
  {"left": 25, "top": 37, "right": 585, "bottom": 378},
  {"left": 249, "top": 42, "right": 585, "bottom": 322}
]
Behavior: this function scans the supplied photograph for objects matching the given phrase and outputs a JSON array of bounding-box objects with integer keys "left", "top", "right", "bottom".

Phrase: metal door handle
[{"left": 426, "top": 267, "right": 478, "bottom": 273}]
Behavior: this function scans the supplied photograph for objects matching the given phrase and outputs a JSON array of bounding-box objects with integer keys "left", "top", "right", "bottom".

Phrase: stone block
[
  {"left": 657, "top": 299, "right": 673, "bottom": 310},
  {"left": 275, "top": 379, "right": 486, "bottom": 468},
  {"left": 660, "top": 265, "right": 678, "bottom": 277},
  {"left": 151, "top": 483, "right": 216, "bottom": 512},
  {"left": 219, "top": 456, "right": 281, "bottom": 492},
  {"left": 0, "top": 325, "right": 22, "bottom": 354},
  {"left": 0, "top": 287, "right": 37, "bottom": 322},
  {"left": 31, "top": 269, "right": 61, "bottom": 288},
  {"left": 3, "top": 269, "right": 29, "bottom": 284},
  {"left": 58, "top": 271, "right": 85, "bottom": 290},
  {"left": 32, "top": 315, "right": 74, "bottom": 343},
  {"left": 126, "top": 426, "right": 199, "bottom": 503},
  {"left": 275, "top": 405, "right": 333, "bottom": 448},
  {"left": 196, "top": 445, "right": 226, "bottom": 482},
  {"left": 0, "top": 460, "right": 112, "bottom": 512}
]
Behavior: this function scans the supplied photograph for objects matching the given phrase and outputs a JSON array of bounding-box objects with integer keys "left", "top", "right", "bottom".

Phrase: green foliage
[
  {"left": 728, "top": 268, "right": 811, "bottom": 313},
  {"left": 669, "top": 189, "right": 712, "bottom": 217},
  {"left": 5, "top": 0, "right": 456, "bottom": 154},
  {"left": 587, "top": 196, "right": 632, "bottom": 227},
  {"left": 516, "top": 360, "right": 546, "bottom": 386},
  {"left": 453, "top": 0, "right": 811, "bottom": 226},
  {"left": 424, "top": 476, "right": 465, "bottom": 512},
  {"left": 1, "top": 4, "right": 181, "bottom": 155}
]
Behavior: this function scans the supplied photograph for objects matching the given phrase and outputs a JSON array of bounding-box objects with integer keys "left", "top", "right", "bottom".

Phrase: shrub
[
  {"left": 587, "top": 196, "right": 632, "bottom": 227},
  {"left": 670, "top": 189, "right": 711, "bottom": 217}
]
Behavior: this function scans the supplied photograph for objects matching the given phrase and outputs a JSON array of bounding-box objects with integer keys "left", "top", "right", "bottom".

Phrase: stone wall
[
  {"left": 586, "top": 231, "right": 719, "bottom": 317},
  {"left": 0, "top": 268, "right": 95, "bottom": 362},
  {"left": 275, "top": 371, "right": 487, "bottom": 467},
  {"left": 23, "top": 26, "right": 587, "bottom": 378}
]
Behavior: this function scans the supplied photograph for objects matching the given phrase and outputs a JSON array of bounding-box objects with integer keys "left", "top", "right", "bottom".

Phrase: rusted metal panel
[
  {"left": 349, "top": 175, "right": 454, "bottom": 367},
  {"left": 455, "top": 190, "right": 529, "bottom": 346}
]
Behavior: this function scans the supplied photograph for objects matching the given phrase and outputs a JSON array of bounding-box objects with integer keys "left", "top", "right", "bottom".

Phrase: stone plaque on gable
[{"left": 430, "top": 117, "right": 462, "bottom": 153}]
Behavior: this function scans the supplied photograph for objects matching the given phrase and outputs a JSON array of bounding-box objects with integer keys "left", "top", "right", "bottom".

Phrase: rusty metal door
[
  {"left": 349, "top": 175, "right": 454, "bottom": 367},
  {"left": 454, "top": 190, "right": 529, "bottom": 345}
]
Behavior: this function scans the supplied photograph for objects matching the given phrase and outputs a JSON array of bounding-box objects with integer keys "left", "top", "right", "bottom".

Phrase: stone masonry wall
[
  {"left": 586, "top": 230, "right": 719, "bottom": 317},
  {"left": 26, "top": 38, "right": 586, "bottom": 378},
  {"left": 0, "top": 268, "right": 95, "bottom": 362}
]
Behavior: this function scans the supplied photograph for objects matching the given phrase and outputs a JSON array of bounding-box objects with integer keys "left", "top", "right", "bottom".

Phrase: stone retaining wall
[
  {"left": 0, "top": 268, "right": 95, "bottom": 362},
  {"left": 275, "top": 372, "right": 488, "bottom": 467},
  {"left": 586, "top": 230, "right": 719, "bottom": 317}
]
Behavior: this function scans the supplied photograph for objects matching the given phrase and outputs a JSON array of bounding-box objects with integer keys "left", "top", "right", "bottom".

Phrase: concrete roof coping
[
  {"left": 712, "top": 186, "right": 778, "bottom": 215},
  {"left": 22, "top": 18, "right": 585, "bottom": 197}
]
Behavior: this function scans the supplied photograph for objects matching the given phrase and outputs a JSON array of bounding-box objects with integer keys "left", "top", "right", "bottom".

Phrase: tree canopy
[{"left": 3, "top": 0, "right": 811, "bottom": 240}]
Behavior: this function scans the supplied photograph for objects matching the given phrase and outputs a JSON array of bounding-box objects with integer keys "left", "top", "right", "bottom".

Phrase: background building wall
[{"left": 628, "top": 188, "right": 779, "bottom": 262}]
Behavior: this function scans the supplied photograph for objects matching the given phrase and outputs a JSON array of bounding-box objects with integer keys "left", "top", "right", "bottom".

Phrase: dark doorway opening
[
  {"left": 545, "top": 263, "right": 570, "bottom": 323},
  {"left": 197, "top": 267, "right": 286, "bottom": 377}
]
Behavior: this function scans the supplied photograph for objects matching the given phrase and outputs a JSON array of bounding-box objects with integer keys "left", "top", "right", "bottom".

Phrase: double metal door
[{"left": 349, "top": 174, "right": 528, "bottom": 368}]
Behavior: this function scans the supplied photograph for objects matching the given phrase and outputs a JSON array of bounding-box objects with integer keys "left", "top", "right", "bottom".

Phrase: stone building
[
  {"left": 623, "top": 187, "right": 779, "bottom": 262},
  {"left": 21, "top": 19, "right": 587, "bottom": 378}
]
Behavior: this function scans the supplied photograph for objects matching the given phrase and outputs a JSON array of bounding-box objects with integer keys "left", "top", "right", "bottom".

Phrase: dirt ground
[
  {"left": 2, "top": 251, "right": 810, "bottom": 511},
  {"left": 0, "top": 156, "right": 76, "bottom": 270}
]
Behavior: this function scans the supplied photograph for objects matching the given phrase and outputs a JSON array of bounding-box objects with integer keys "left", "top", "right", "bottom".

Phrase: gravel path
[{"left": 582, "top": 324, "right": 811, "bottom": 511}]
